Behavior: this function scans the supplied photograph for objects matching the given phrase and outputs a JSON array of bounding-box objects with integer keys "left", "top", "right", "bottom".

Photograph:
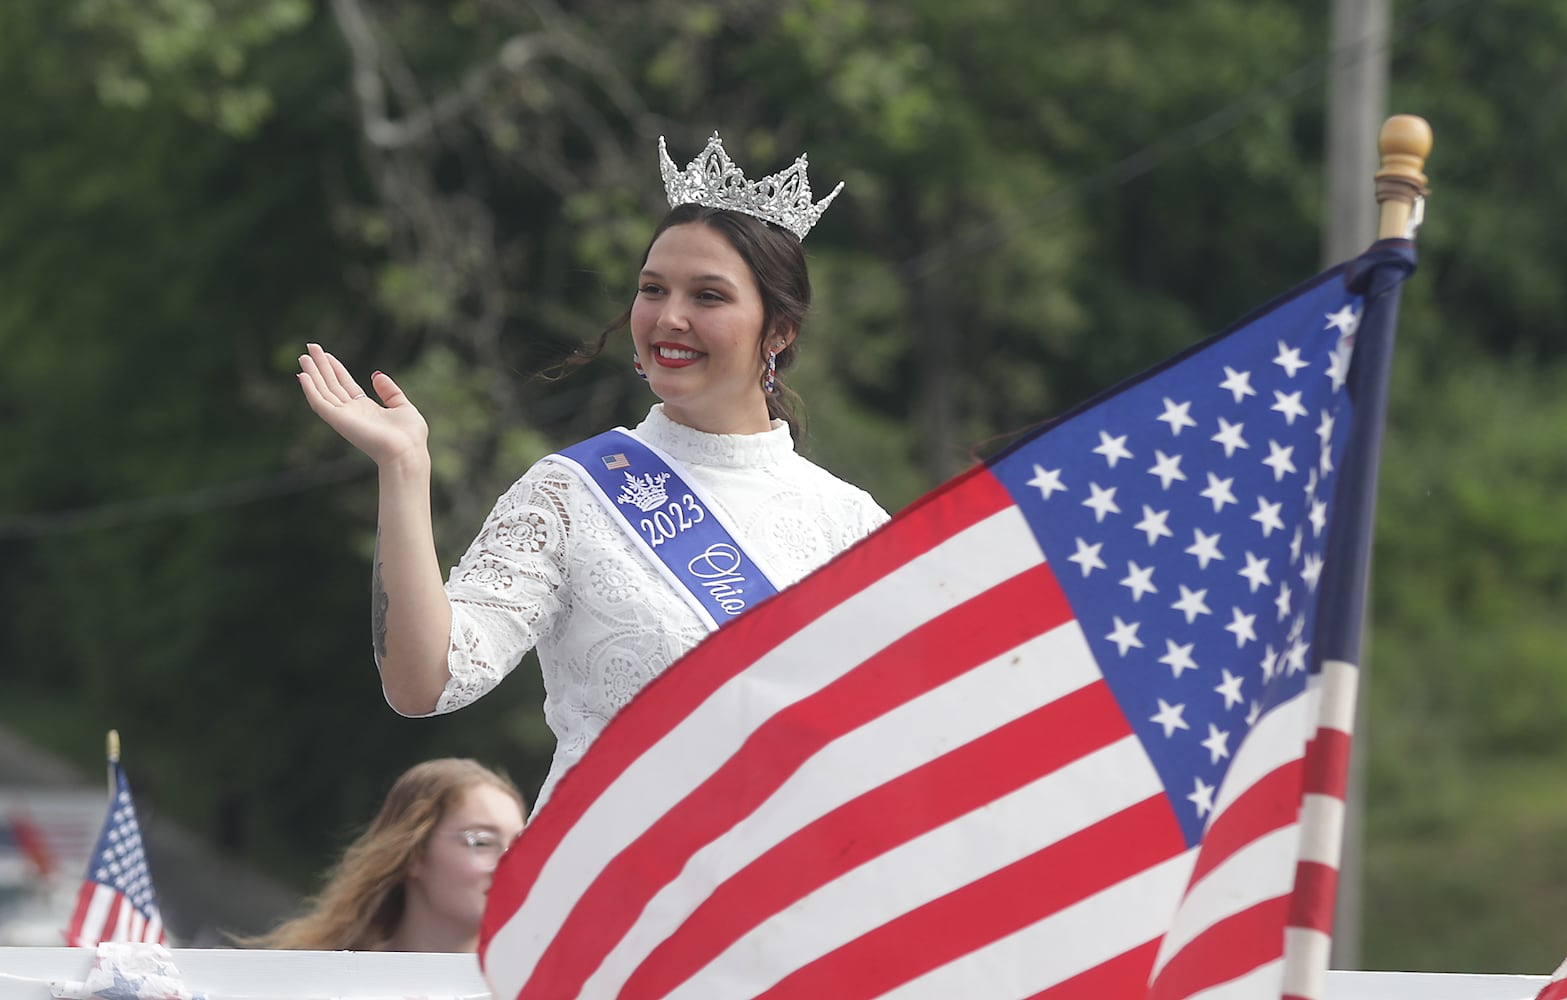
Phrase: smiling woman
[{"left": 295, "top": 131, "right": 889, "bottom": 813}]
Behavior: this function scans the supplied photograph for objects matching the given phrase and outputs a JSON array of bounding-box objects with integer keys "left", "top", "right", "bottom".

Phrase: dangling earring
[
  {"left": 763, "top": 347, "right": 778, "bottom": 395},
  {"left": 633, "top": 351, "right": 647, "bottom": 381}
]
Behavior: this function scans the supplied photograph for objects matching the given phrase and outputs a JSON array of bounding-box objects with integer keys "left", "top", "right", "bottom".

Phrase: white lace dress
[{"left": 415, "top": 404, "right": 889, "bottom": 809}]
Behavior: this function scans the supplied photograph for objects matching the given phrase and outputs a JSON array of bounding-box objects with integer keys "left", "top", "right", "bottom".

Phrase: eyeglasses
[{"left": 454, "top": 828, "right": 511, "bottom": 861}]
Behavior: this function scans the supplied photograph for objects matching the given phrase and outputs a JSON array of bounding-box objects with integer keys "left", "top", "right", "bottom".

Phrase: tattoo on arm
[{"left": 372, "top": 530, "right": 389, "bottom": 660}]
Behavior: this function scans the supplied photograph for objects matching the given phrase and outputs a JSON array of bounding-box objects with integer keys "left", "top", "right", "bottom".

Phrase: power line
[
  {"left": 0, "top": 375, "right": 623, "bottom": 542},
  {"left": 0, "top": 457, "right": 372, "bottom": 540}
]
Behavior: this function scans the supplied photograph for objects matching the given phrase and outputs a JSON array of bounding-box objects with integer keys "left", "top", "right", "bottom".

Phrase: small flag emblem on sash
[{"left": 603, "top": 453, "right": 630, "bottom": 471}]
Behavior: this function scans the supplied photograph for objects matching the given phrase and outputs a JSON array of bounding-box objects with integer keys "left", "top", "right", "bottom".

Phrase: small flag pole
[{"left": 106, "top": 729, "right": 121, "bottom": 796}]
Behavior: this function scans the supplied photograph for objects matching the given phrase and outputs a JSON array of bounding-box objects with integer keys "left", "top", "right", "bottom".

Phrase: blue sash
[{"left": 553, "top": 429, "right": 780, "bottom": 630}]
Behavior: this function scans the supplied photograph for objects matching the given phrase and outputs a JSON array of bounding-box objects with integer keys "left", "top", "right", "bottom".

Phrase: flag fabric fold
[
  {"left": 481, "top": 240, "right": 1417, "bottom": 1000},
  {"left": 51, "top": 942, "right": 203, "bottom": 1000},
  {"left": 65, "top": 758, "right": 167, "bottom": 948},
  {"left": 1538, "top": 960, "right": 1567, "bottom": 1000}
]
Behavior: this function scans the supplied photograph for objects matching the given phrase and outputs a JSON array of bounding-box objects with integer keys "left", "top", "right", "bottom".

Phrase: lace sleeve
[
  {"left": 860, "top": 492, "right": 892, "bottom": 535},
  {"left": 431, "top": 462, "right": 576, "bottom": 714},
  {"left": 841, "top": 482, "right": 891, "bottom": 542}
]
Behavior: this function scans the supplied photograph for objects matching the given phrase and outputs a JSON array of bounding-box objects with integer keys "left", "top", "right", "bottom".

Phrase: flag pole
[
  {"left": 1288, "top": 116, "right": 1430, "bottom": 998},
  {"left": 1374, "top": 115, "right": 1432, "bottom": 240},
  {"left": 106, "top": 729, "right": 120, "bottom": 797},
  {"left": 1330, "top": 114, "right": 1434, "bottom": 971}
]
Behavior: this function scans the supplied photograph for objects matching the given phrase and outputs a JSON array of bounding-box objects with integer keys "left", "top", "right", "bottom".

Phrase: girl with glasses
[{"left": 245, "top": 757, "right": 525, "bottom": 952}]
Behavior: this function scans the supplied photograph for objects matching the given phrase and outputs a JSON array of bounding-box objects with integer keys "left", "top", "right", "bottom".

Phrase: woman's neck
[
  {"left": 387, "top": 909, "right": 478, "bottom": 954},
  {"left": 660, "top": 398, "right": 774, "bottom": 436}
]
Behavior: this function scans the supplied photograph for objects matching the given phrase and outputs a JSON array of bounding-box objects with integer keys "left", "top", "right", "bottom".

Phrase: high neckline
[{"left": 634, "top": 403, "right": 795, "bottom": 468}]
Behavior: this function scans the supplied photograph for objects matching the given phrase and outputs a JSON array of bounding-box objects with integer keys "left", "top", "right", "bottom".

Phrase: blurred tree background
[{"left": 1, "top": 0, "right": 1564, "bottom": 974}]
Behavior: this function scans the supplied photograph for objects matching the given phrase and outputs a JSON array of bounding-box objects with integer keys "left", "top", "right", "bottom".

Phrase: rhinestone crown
[{"left": 658, "top": 132, "right": 844, "bottom": 241}]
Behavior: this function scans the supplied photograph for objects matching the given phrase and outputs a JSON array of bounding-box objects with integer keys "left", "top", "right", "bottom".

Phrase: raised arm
[{"left": 296, "top": 344, "right": 453, "bottom": 715}]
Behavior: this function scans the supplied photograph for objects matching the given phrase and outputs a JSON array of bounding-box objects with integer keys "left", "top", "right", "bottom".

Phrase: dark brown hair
[{"left": 577, "top": 204, "right": 814, "bottom": 436}]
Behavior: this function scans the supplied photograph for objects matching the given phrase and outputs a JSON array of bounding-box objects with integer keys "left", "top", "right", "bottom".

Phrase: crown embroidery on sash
[{"left": 615, "top": 471, "right": 671, "bottom": 512}]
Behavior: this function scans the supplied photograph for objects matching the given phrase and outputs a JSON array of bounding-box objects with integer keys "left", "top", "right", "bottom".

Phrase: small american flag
[
  {"left": 480, "top": 242, "right": 1414, "bottom": 999},
  {"left": 603, "top": 453, "right": 631, "bottom": 471},
  {"left": 65, "top": 760, "right": 167, "bottom": 947}
]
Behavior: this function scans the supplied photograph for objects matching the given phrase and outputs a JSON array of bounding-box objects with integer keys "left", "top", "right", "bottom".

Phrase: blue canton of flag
[{"left": 992, "top": 277, "right": 1361, "bottom": 847}]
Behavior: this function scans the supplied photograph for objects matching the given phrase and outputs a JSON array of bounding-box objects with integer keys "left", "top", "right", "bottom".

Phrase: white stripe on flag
[
  {"left": 580, "top": 624, "right": 1099, "bottom": 995},
  {"left": 111, "top": 894, "right": 131, "bottom": 941},
  {"left": 879, "top": 853, "right": 1197, "bottom": 999},
  {"left": 146, "top": 909, "right": 163, "bottom": 944},
  {"left": 1155, "top": 824, "right": 1302, "bottom": 967},
  {"left": 129, "top": 910, "right": 146, "bottom": 941},
  {"left": 661, "top": 735, "right": 1164, "bottom": 999},
  {"left": 1207, "top": 692, "right": 1312, "bottom": 821},
  {"left": 79, "top": 884, "right": 114, "bottom": 945},
  {"left": 1317, "top": 659, "right": 1359, "bottom": 733},
  {"left": 1297, "top": 793, "right": 1345, "bottom": 868},
  {"left": 486, "top": 507, "right": 1045, "bottom": 981},
  {"left": 1280, "top": 927, "right": 1332, "bottom": 998}
]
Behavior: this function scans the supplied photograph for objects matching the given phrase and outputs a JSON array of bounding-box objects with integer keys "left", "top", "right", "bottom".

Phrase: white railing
[{"left": 0, "top": 947, "right": 1550, "bottom": 1000}]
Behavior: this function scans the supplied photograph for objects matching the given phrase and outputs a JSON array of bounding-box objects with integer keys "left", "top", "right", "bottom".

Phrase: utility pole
[
  {"left": 1324, "top": 0, "right": 1391, "bottom": 265},
  {"left": 1322, "top": 0, "right": 1389, "bottom": 970}
]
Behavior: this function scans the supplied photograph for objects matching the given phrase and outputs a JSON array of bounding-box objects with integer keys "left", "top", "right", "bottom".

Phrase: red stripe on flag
[
  {"left": 754, "top": 796, "right": 1184, "bottom": 998},
  {"left": 1286, "top": 860, "right": 1339, "bottom": 935},
  {"left": 1147, "top": 895, "right": 1292, "bottom": 1000},
  {"left": 65, "top": 883, "right": 101, "bottom": 946},
  {"left": 1029, "top": 940, "right": 1162, "bottom": 1000},
  {"left": 100, "top": 895, "right": 126, "bottom": 946},
  {"left": 1301, "top": 728, "right": 1351, "bottom": 799},
  {"left": 620, "top": 682, "right": 1132, "bottom": 997},
  {"left": 516, "top": 560, "right": 1069, "bottom": 998},
  {"left": 1186, "top": 760, "right": 1304, "bottom": 887},
  {"left": 482, "top": 466, "right": 1015, "bottom": 943},
  {"left": 1282, "top": 718, "right": 1353, "bottom": 941},
  {"left": 1535, "top": 979, "right": 1567, "bottom": 1000}
]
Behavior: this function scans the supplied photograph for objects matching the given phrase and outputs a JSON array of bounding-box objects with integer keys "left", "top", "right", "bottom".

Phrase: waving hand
[{"left": 296, "top": 343, "right": 429, "bottom": 466}]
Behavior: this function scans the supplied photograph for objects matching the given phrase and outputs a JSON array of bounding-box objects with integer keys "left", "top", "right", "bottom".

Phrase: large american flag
[
  {"left": 65, "top": 760, "right": 167, "bottom": 947},
  {"left": 480, "top": 242, "right": 1416, "bottom": 999}
]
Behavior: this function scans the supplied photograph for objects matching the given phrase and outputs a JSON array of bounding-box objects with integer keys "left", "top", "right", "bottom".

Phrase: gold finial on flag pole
[{"left": 1375, "top": 115, "right": 1432, "bottom": 240}]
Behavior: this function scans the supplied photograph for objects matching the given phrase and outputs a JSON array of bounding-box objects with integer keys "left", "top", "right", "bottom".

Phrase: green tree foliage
[
  {"left": 69, "top": 0, "right": 312, "bottom": 136},
  {"left": 0, "top": 2, "right": 549, "bottom": 898},
  {"left": 1363, "top": 359, "right": 1567, "bottom": 972},
  {"left": 4, "top": 0, "right": 1567, "bottom": 971}
]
